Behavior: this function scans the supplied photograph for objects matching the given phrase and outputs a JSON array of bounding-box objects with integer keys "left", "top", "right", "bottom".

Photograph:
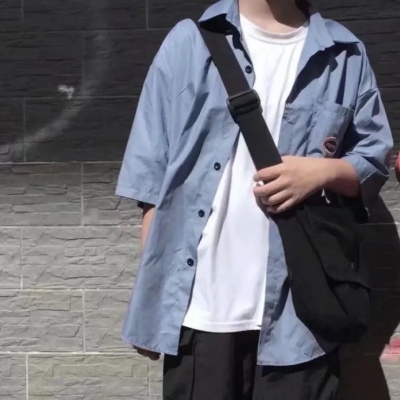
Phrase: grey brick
[
  {"left": 383, "top": 361, "right": 400, "bottom": 399},
  {"left": 25, "top": 139, "right": 130, "bottom": 163},
  {"left": 0, "top": 247, "right": 20, "bottom": 288},
  {"left": 0, "top": 227, "right": 20, "bottom": 246},
  {"left": 0, "top": 0, "right": 22, "bottom": 33},
  {"left": 0, "top": 355, "right": 26, "bottom": 400},
  {"left": 319, "top": 0, "right": 400, "bottom": 20},
  {"left": 0, "top": 100, "right": 23, "bottom": 143},
  {"left": 23, "top": 0, "right": 88, "bottom": 31},
  {"left": 86, "top": 0, "right": 146, "bottom": 31},
  {"left": 0, "top": 32, "right": 82, "bottom": 98},
  {"left": 21, "top": 227, "right": 140, "bottom": 288},
  {"left": 84, "top": 290, "right": 132, "bottom": 352},
  {"left": 381, "top": 89, "right": 400, "bottom": 133},
  {"left": 23, "top": 0, "right": 146, "bottom": 32},
  {"left": 0, "top": 164, "right": 81, "bottom": 226},
  {"left": 0, "top": 99, "right": 23, "bottom": 162},
  {"left": 148, "top": 0, "right": 211, "bottom": 29},
  {"left": 84, "top": 163, "right": 142, "bottom": 226},
  {"left": 0, "top": 290, "right": 83, "bottom": 351},
  {"left": 0, "top": 228, "right": 21, "bottom": 289},
  {"left": 83, "top": 30, "right": 167, "bottom": 97},
  {"left": 0, "top": 142, "right": 23, "bottom": 164},
  {"left": 24, "top": 98, "right": 137, "bottom": 162},
  {"left": 28, "top": 354, "right": 148, "bottom": 399},
  {"left": 149, "top": 359, "right": 163, "bottom": 398},
  {"left": 22, "top": 225, "right": 140, "bottom": 247}
]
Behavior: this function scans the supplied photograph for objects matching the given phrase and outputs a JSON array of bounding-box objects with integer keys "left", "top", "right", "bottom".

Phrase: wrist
[
  {"left": 316, "top": 158, "right": 337, "bottom": 190},
  {"left": 316, "top": 158, "right": 360, "bottom": 197}
]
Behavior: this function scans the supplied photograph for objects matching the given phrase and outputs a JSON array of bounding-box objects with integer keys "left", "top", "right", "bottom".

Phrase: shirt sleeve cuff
[
  {"left": 115, "top": 185, "right": 159, "bottom": 207},
  {"left": 342, "top": 153, "right": 388, "bottom": 207}
]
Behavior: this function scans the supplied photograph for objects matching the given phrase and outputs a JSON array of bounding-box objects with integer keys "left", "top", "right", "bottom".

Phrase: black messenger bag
[{"left": 196, "top": 23, "right": 371, "bottom": 344}]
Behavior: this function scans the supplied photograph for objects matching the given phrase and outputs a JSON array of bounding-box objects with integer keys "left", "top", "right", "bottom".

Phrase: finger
[
  {"left": 134, "top": 347, "right": 160, "bottom": 360},
  {"left": 262, "top": 190, "right": 291, "bottom": 206},
  {"left": 148, "top": 352, "right": 160, "bottom": 361},
  {"left": 254, "top": 165, "right": 282, "bottom": 183},
  {"left": 145, "top": 352, "right": 160, "bottom": 361},
  {"left": 253, "top": 179, "right": 287, "bottom": 197},
  {"left": 135, "top": 347, "right": 147, "bottom": 357},
  {"left": 267, "top": 199, "right": 295, "bottom": 214}
]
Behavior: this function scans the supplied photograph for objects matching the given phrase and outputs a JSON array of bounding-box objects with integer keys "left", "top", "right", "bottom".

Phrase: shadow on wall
[{"left": 341, "top": 169, "right": 400, "bottom": 400}]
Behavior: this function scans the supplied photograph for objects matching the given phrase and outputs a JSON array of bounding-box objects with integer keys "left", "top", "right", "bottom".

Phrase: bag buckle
[{"left": 227, "top": 89, "right": 261, "bottom": 119}]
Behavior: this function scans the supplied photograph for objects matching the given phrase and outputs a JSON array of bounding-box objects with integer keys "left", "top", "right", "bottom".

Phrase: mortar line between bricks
[{"left": 20, "top": 0, "right": 24, "bottom": 22}]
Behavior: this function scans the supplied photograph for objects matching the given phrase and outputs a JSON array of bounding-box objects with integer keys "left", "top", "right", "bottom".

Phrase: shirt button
[
  {"left": 214, "top": 162, "right": 221, "bottom": 171},
  {"left": 187, "top": 258, "right": 194, "bottom": 267},
  {"left": 198, "top": 210, "right": 205, "bottom": 218},
  {"left": 245, "top": 65, "right": 253, "bottom": 74}
]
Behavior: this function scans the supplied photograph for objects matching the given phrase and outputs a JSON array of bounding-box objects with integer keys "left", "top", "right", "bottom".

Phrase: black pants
[{"left": 164, "top": 328, "right": 340, "bottom": 400}]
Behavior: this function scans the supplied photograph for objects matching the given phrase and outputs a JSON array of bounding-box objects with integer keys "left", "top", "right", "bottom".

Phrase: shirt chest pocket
[{"left": 306, "top": 101, "right": 354, "bottom": 158}]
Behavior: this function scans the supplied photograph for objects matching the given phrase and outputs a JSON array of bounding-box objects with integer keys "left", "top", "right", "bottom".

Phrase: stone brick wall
[{"left": 0, "top": 0, "right": 399, "bottom": 399}]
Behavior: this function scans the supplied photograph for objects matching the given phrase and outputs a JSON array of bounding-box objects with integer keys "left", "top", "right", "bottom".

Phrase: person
[{"left": 115, "top": 0, "right": 393, "bottom": 398}]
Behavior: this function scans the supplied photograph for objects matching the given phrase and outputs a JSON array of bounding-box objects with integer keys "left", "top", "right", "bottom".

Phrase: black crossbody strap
[
  {"left": 196, "top": 23, "right": 282, "bottom": 171},
  {"left": 195, "top": 22, "right": 372, "bottom": 346}
]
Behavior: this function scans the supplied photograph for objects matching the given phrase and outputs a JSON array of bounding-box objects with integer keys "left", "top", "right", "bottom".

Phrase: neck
[{"left": 239, "top": 0, "right": 307, "bottom": 33}]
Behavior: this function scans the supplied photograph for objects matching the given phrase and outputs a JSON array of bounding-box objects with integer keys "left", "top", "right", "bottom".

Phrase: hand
[
  {"left": 253, "top": 156, "right": 329, "bottom": 213},
  {"left": 133, "top": 346, "right": 160, "bottom": 361}
]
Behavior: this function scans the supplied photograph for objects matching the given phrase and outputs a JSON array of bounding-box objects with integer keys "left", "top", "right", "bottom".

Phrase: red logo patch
[{"left": 322, "top": 137, "right": 338, "bottom": 157}]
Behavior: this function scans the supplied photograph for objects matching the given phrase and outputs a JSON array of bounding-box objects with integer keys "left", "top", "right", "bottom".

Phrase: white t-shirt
[{"left": 183, "top": 15, "right": 308, "bottom": 332}]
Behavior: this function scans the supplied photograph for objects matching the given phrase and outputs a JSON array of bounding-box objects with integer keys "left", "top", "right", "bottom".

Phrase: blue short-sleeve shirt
[{"left": 116, "top": 0, "right": 393, "bottom": 366}]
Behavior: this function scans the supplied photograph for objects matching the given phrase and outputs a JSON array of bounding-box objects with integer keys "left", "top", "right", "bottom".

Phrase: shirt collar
[{"left": 199, "top": 0, "right": 359, "bottom": 47}]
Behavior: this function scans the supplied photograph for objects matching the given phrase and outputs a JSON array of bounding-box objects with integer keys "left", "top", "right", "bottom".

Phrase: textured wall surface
[{"left": 0, "top": 0, "right": 399, "bottom": 399}]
